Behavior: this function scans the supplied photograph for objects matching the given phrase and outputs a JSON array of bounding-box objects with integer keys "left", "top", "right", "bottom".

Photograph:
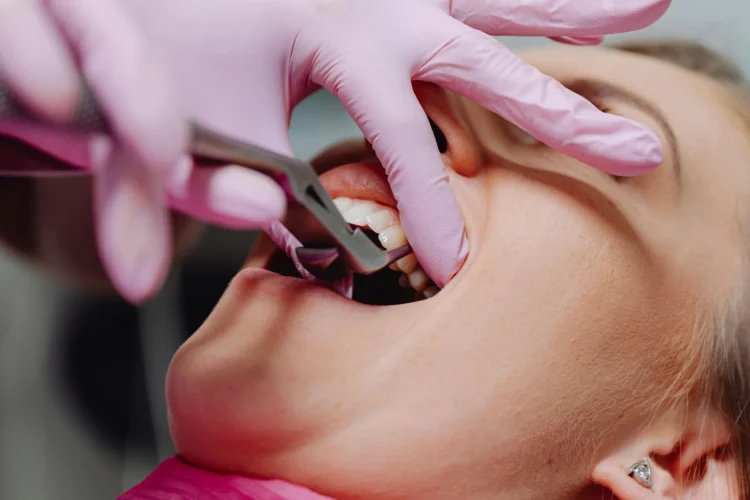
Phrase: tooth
[
  {"left": 367, "top": 210, "right": 395, "bottom": 233},
  {"left": 397, "top": 253, "right": 417, "bottom": 274},
  {"left": 423, "top": 286, "right": 439, "bottom": 298},
  {"left": 333, "top": 197, "right": 354, "bottom": 213},
  {"left": 398, "top": 274, "right": 409, "bottom": 288},
  {"left": 378, "top": 225, "right": 407, "bottom": 250},
  {"left": 407, "top": 268, "right": 428, "bottom": 292},
  {"left": 343, "top": 201, "right": 377, "bottom": 226}
]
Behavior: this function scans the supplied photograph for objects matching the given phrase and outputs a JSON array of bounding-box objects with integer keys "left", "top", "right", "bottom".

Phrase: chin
[{"left": 165, "top": 146, "right": 466, "bottom": 478}]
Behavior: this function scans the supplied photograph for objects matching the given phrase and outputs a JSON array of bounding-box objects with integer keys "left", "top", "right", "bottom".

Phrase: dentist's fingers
[
  {"left": 46, "top": 0, "right": 188, "bottom": 175},
  {"left": 0, "top": 1, "right": 80, "bottom": 121},
  {"left": 93, "top": 142, "right": 172, "bottom": 305},
  {"left": 417, "top": 29, "right": 663, "bottom": 175},
  {"left": 450, "top": 0, "right": 671, "bottom": 36},
  {"left": 551, "top": 35, "right": 604, "bottom": 46},
  {"left": 166, "top": 162, "right": 287, "bottom": 230},
  {"left": 316, "top": 61, "right": 468, "bottom": 287}
]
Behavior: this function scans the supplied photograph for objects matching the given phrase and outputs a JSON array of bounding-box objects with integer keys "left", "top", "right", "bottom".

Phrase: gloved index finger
[
  {"left": 417, "top": 29, "right": 664, "bottom": 176},
  {"left": 314, "top": 64, "right": 468, "bottom": 288},
  {"left": 450, "top": 0, "right": 671, "bottom": 36}
]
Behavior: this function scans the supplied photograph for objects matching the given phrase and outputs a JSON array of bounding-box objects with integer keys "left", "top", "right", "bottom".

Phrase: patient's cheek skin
[
  {"left": 163, "top": 45, "right": 750, "bottom": 499},
  {"left": 459, "top": 165, "right": 688, "bottom": 412}
]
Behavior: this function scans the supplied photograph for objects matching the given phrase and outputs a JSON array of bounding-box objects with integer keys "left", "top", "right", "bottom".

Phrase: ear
[
  {"left": 412, "top": 82, "right": 482, "bottom": 178},
  {"left": 592, "top": 412, "right": 736, "bottom": 500},
  {"left": 669, "top": 415, "right": 736, "bottom": 500}
]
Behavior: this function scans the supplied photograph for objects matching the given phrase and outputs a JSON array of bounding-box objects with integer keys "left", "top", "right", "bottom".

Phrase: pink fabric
[{"left": 118, "top": 457, "right": 333, "bottom": 500}]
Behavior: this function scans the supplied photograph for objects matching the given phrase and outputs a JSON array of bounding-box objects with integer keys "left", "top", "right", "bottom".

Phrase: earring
[{"left": 628, "top": 458, "right": 653, "bottom": 488}]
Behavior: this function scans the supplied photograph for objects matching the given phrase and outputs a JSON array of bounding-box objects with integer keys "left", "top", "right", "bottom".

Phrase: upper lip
[
  {"left": 272, "top": 154, "right": 402, "bottom": 256},
  {"left": 318, "top": 158, "right": 398, "bottom": 209}
]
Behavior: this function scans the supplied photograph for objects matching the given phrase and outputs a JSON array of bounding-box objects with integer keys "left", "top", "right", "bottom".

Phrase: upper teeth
[{"left": 334, "top": 197, "right": 439, "bottom": 299}]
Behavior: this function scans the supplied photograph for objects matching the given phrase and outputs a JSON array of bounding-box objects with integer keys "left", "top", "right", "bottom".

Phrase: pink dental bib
[{"left": 118, "top": 457, "right": 334, "bottom": 500}]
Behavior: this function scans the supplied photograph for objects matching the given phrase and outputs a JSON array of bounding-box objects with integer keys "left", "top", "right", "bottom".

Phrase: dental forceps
[{"left": 0, "top": 82, "right": 412, "bottom": 280}]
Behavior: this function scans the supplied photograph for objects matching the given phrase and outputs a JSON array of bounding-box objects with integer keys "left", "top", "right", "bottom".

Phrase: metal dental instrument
[{"left": 0, "top": 82, "right": 412, "bottom": 280}]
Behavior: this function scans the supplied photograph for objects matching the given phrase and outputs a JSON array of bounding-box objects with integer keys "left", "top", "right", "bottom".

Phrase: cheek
[
  {"left": 469, "top": 172, "right": 655, "bottom": 331},
  {"left": 411, "top": 173, "right": 682, "bottom": 452}
]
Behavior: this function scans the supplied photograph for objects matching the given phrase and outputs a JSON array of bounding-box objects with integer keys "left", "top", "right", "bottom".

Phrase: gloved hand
[
  {"left": 0, "top": 0, "right": 670, "bottom": 302},
  {"left": 0, "top": 0, "right": 287, "bottom": 304}
]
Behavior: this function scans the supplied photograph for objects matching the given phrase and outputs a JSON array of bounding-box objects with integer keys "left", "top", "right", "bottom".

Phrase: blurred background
[{"left": 1, "top": 1, "right": 749, "bottom": 498}]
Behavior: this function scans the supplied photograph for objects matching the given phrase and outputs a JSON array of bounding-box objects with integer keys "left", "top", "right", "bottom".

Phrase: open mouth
[{"left": 254, "top": 149, "right": 440, "bottom": 307}]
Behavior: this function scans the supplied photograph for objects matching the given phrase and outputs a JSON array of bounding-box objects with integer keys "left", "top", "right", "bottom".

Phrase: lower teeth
[{"left": 334, "top": 197, "right": 439, "bottom": 300}]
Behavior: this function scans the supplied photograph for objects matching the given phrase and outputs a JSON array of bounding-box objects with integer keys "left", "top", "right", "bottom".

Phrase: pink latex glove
[
  {"left": 118, "top": 457, "right": 333, "bottom": 499},
  {"left": 0, "top": 0, "right": 287, "bottom": 303},
  {"left": 0, "top": 0, "right": 670, "bottom": 302}
]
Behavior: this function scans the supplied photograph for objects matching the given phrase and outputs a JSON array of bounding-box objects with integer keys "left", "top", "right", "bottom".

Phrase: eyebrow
[{"left": 566, "top": 79, "right": 681, "bottom": 184}]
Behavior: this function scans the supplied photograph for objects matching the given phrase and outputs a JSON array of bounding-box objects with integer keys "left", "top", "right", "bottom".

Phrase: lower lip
[
  {"left": 234, "top": 267, "right": 330, "bottom": 298},
  {"left": 231, "top": 267, "right": 368, "bottom": 314}
]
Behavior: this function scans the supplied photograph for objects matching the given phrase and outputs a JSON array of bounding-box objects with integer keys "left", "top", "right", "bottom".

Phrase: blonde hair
[{"left": 614, "top": 40, "right": 750, "bottom": 498}]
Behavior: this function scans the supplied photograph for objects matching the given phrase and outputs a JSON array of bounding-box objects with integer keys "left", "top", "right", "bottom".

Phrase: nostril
[{"left": 429, "top": 118, "right": 448, "bottom": 154}]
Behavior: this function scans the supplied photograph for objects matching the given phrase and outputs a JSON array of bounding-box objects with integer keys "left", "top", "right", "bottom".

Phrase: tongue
[{"left": 264, "top": 220, "right": 354, "bottom": 298}]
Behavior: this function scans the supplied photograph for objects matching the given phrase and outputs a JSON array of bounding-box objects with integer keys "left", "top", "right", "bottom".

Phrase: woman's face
[{"left": 167, "top": 46, "right": 750, "bottom": 499}]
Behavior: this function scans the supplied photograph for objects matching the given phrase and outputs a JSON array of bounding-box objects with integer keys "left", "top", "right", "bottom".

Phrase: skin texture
[
  {"left": 164, "top": 46, "right": 750, "bottom": 500},
  {"left": 0, "top": 0, "right": 670, "bottom": 303}
]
